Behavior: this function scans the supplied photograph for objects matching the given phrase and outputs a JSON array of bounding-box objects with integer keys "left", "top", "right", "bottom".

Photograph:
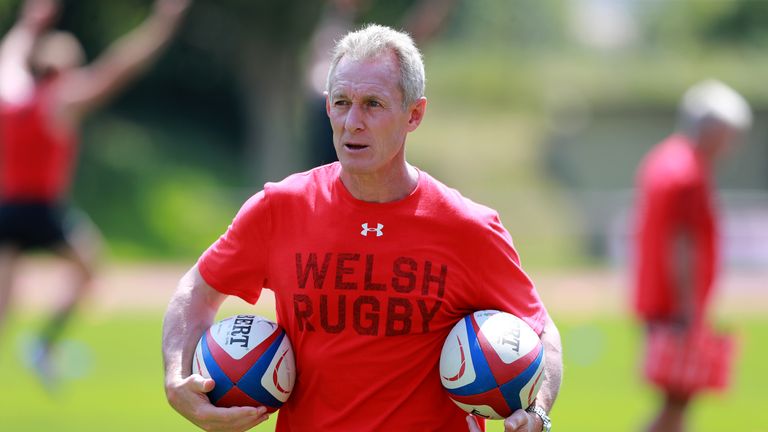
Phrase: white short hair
[
  {"left": 678, "top": 79, "right": 753, "bottom": 135},
  {"left": 326, "top": 24, "right": 425, "bottom": 109}
]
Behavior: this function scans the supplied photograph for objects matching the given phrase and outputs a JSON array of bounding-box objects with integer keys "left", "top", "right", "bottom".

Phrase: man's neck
[{"left": 340, "top": 163, "right": 419, "bottom": 203}]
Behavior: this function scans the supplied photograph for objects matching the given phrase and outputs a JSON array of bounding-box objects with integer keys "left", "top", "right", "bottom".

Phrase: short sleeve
[
  {"left": 471, "top": 212, "right": 549, "bottom": 335},
  {"left": 198, "top": 190, "right": 271, "bottom": 304}
]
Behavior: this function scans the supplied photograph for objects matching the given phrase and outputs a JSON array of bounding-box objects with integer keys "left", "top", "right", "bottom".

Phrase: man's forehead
[{"left": 330, "top": 53, "right": 401, "bottom": 96}]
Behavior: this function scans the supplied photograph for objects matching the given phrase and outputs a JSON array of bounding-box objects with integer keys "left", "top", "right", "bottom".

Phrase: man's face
[
  {"left": 326, "top": 51, "right": 425, "bottom": 176},
  {"left": 700, "top": 122, "right": 743, "bottom": 162}
]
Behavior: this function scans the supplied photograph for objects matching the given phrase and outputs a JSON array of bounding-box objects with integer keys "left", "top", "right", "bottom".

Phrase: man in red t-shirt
[
  {"left": 632, "top": 80, "right": 751, "bottom": 432},
  {"left": 163, "top": 24, "right": 562, "bottom": 432},
  {"left": 0, "top": 0, "right": 189, "bottom": 386}
]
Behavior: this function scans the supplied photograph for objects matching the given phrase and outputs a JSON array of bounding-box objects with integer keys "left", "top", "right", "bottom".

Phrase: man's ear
[{"left": 407, "top": 97, "right": 427, "bottom": 132}]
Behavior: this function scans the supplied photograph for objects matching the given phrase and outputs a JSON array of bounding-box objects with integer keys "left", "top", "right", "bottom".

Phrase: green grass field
[{"left": 1, "top": 311, "right": 766, "bottom": 431}]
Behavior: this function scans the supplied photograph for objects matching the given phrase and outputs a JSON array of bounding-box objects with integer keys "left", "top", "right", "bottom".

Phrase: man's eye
[
  {"left": 334, "top": 100, "right": 350, "bottom": 106},
  {"left": 368, "top": 100, "right": 382, "bottom": 107}
]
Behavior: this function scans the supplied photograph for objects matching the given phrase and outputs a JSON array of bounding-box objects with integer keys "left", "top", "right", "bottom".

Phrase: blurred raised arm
[
  {"left": 0, "top": 0, "right": 59, "bottom": 103},
  {"left": 402, "top": 0, "right": 458, "bottom": 46},
  {"left": 54, "top": 0, "right": 191, "bottom": 121}
]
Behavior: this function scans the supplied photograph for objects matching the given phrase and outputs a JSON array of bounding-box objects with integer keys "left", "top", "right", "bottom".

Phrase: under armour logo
[{"left": 361, "top": 223, "right": 384, "bottom": 237}]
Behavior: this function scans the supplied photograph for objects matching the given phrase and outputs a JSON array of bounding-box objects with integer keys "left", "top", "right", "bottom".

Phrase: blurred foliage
[
  {"left": 643, "top": 0, "right": 768, "bottom": 50},
  {"left": 1, "top": 0, "right": 767, "bottom": 261}
]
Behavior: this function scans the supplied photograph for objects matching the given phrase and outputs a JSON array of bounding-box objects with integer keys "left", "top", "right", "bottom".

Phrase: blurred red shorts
[{"left": 643, "top": 324, "right": 736, "bottom": 397}]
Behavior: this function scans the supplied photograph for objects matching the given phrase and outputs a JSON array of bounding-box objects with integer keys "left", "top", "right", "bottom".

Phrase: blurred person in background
[
  {"left": 632, "top": 80, "right": 752, "bottom": 432},
  {"left": 304, "top": 0, "right": 457, "bottom": 167},
  {"left": 0, "top": 0, "right": 190, "bottom": 387}
]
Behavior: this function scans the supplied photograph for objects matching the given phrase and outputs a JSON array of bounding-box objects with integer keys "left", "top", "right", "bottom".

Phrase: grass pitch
[{"left": 1, "top": 312, "right": 766, "bottom": 431}]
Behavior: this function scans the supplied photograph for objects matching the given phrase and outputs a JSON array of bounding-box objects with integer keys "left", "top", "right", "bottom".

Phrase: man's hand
[
  {"left": 466, "top": 410, "right": 542, "bottom": 432},
  {"left": 502, "top": 409, "right": 542, "bottom": 432},
  {"left": 165, "top": 373, "right": 269, "bottom": 432}
]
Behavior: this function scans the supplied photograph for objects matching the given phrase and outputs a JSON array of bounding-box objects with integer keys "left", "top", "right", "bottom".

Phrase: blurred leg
[
  {"left": 647, "top": 393, "right": 691, "bottom": 432},
  {"left": 40, "top": 214, "right": 103, "bottom": 353},
  {"left": 0, "top": 245, "right": 20, "bottom": 341}
]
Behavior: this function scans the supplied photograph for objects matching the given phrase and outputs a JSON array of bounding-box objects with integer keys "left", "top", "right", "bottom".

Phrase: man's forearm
[
  {"left": 672, "top": 230, "right": 696, "bottom": 326},
  {"left": 536, "top": 316, "right": 563, "bottom": 412},
  {"left": 162, "top": 267, "right": 223, "bottom": 382}
]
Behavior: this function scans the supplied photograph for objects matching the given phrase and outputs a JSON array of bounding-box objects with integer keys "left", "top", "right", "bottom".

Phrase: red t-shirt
[
  {"left": 0, "top": 78, "right": 77, "bottom": 202},
  {"left": 632, "top": 134, "right": 718, "bottom": 322},
  {"left": 199, "top": 163, "right": 548, "bottom": 431}
]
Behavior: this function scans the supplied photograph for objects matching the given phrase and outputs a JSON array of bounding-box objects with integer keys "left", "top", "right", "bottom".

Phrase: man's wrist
[
  {"left": 528, "top": 411, "right": 544, "bottom": 431},
  {"left": 525, "top": 405, "right": 551, "bottom": 432}
]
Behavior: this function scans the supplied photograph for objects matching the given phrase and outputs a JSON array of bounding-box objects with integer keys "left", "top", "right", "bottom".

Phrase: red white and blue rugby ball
[
  {"left": 192, "top": 314, "right": 295, "bottom": 412},
  {"left": 439, "top": 310, "right": 545, "bottom": 419}
]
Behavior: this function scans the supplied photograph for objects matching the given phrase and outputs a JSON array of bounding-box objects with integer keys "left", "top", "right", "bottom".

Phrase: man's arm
[
  {"left": 467, "top": 315, "right": 563, "bottom": 432},
  {"left": 507, "top": 315, "right": 562, "bottom": 432},
  {"left": 53, "top": 0, "right": 190, "bottom": 122},
  {"left": 671, "top": 229, "right": 696, "bottom": 328},
  {"left": 162, "top": 265, "right": 269, "bottom": 432},
  {"left": 530, "top": 315, "right": 563, "bottom": 413}
]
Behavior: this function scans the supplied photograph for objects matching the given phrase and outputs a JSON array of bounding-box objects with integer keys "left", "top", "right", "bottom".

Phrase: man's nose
[{"left": 344, "top": 104, "right": 365, "bottom": 133}]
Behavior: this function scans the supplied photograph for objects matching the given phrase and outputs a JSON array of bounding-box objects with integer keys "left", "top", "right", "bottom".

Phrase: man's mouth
[{"left": 344, "top": 143, "right": 369, "bottom": 151}]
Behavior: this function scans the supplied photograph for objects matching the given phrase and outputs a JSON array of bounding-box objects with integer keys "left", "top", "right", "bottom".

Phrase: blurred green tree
[{"left": 642, "top": 0, "right": 768, "bottom": 51}]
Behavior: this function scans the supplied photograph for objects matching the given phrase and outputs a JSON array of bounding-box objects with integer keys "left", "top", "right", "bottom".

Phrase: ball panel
[
  {"left": 480, "top": 312, "right": 542, "bottom": 365},
  {"left": 517, "top": 352, "right": 546, "bottom": 410},
  {"left": 480, "top": 341, "right": 543, "bottom": 389},
  {"left": 449, "top": 386, "right": 510, "bottom": 419},
  {"left": 237, "top": 332, "right": 287, "bottom": 409},
  {"left": 215, "top": 386, "right": 262, "bottom": 409},
  {"left": 207, "top": 315, "right": 279, "bottom": 360},
  {"left": 440, "top": 317, "right": 478, "bottom": 390},
  {"left": 207, "top": 316, "right": 282, "bottom": 374},
  {"left": 261, "top": 334, "right": 295, "bottom": 403},
  {"left": 444, "top": 315, "right": 499, "bottom": 396},
  {"left": 498, "top": 346, "right": 545, "bottom": 412},
  {"left": 192, "top": 337, "right": 208, "bottom": 378},
  {"left": 200, "top": 332, "right": 235, "bottom": 404},
  {"left": 440, "top": 320, "right": 476, "bottom": 389}
]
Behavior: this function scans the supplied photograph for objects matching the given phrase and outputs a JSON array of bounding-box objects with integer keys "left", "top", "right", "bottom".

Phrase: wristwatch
[{"left": 525, "top": 405, "right": 552, "bottom": 432}]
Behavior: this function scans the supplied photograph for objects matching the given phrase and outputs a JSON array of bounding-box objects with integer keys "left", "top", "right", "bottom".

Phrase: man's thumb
[{"left": 190, "top": 374, "right": 215, "bottom": 392}]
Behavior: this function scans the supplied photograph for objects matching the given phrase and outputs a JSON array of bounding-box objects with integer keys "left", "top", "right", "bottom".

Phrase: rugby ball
[
  {"left": 192, "top": 314, "right": 295, "bottom": 411},
  {"left": 439, "top": 310, "right": 545, "bottom": 419}
]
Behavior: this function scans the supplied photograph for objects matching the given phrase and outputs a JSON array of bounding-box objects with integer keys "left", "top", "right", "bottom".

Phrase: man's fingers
[
  {"left": 218, "top": 405, "right": 267, "bottom": 421},
  {"left": 503, "top": 409, "right": 529, "bottom": 431},
  {"left": 466, "top": 414, "right": 482, "bottom": 432},
  {"left": 187, "top": 374, "right": 215, "bottom": 393},
  {"left": 200, "top": 378, "right": 215, "bottom": 393},
  {"left": 195, "top": 405, "right": 269, "bottom": 431}
]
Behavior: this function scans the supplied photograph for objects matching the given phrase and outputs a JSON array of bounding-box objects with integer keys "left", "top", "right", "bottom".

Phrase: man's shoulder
[
  {"left": 641, "top": 136, "right": 702, "bottom": 188},
  {"left": 265, "top": 163, "right": 338, "bottom": 198},
  {"left": 420, "top": 170, "right": 501, "bottom": 225}
]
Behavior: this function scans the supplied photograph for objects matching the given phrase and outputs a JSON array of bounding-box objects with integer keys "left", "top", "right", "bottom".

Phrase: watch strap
[{"left": 525, "top": 405, "right": 552, "bottom": 432}]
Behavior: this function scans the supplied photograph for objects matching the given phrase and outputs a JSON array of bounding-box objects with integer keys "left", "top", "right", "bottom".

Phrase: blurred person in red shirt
[
  {"left": 0, "top": 0, "right": 190, "bottom": 387},
  {"left": 632, "top": 79, "right": 752, "bottom": 432}
]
